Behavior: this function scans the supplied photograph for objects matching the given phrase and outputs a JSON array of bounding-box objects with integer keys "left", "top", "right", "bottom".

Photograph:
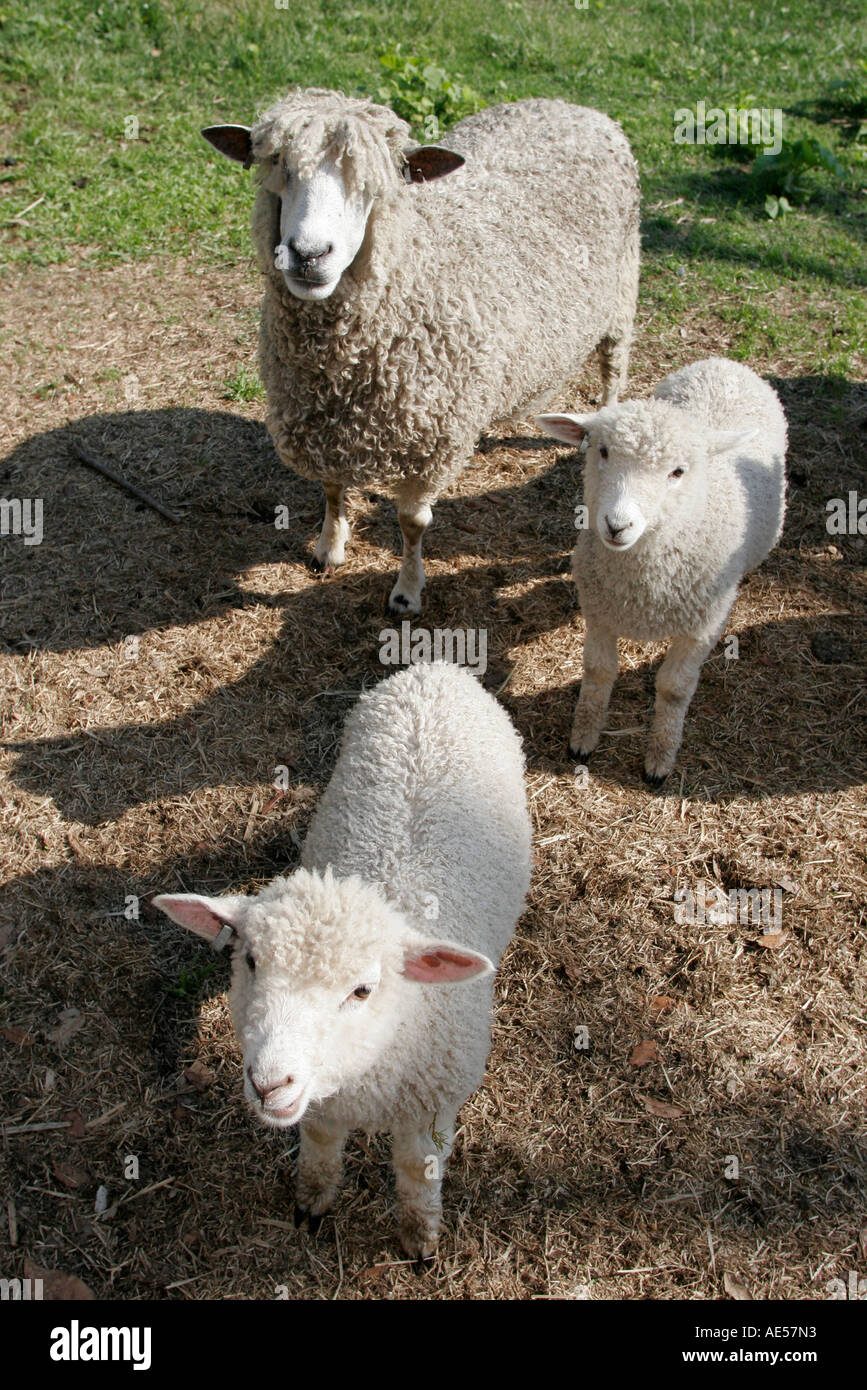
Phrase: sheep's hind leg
[
  {"left": 311, "top": 483, "right": 350, "bottom": 572},
  {"left": 643, "top": 630, "right": 720, "bottom": 787},
  {"left": 392, "top": 1114, "right": 456, "bottom": 1262},
  {"left": 388, "top": 486, "right": 434, "bottom": 616},
  {"left": 597, "top": 332, "right": 631, "bottom": 406},
  {"left": 570, "top": 623, "right": 619, "bottom": 762},
  {"left": 294, "top": 1116, "right": 348, "bottom": 1229}
]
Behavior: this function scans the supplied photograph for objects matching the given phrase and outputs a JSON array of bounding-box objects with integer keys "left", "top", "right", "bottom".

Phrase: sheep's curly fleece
[
  {"left": 573, "top": 357, "right": 788, "bottom": 642},
  {"left": 250, "top": 89, "right": 640, "bottom": 494},
  {"left": 281, "top": 661, "right": 533, "bottom": 1133}
]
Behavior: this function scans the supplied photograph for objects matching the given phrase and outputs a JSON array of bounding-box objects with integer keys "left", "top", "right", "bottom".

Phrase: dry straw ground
[{"left": 1, "top": 256, "right": 865, "bottom": 1300}]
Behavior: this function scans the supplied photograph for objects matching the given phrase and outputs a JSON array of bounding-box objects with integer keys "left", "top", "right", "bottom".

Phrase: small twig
[
  {"left": 71, "top": 441, "right": 182, "bottom": 523},
  {"left": 6, "top": 193, "right": 45, "bottom": 224},
  {"left": 2, "top": 1120, "right": 72, "bottom": 1136}
]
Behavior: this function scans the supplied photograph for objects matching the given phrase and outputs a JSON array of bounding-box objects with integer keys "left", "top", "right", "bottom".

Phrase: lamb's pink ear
[
  {"left": 535, "top": 413, "right": 594, "bottom": 445},
  {"left": 403, "top": 147, "right": 465, "bottom": 183},
  {"left": 202, "top": 125, "right": 253, "bottom": 167},
  {"left": 402, "top": 941, "right": 494, "bottom": 983},
  {"left": 152, "top": 893, "right": 248, "bottom": 943}
]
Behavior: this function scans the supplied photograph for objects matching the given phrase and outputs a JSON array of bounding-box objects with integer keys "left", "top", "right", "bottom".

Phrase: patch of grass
[
  {"left": 0, "top": 1, "right": 864, "bottom": 370},
  {"left": 163, "top": 958, "right": 220, "bottom": 999},
  {"left": 222, "top": 366, "right": 265, "bottom": 403}
]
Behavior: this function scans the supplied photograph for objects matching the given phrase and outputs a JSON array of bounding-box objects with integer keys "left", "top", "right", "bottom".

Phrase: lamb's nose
[
  {"left": 288, "top": 238, "right": 333, "bottom": 264},
  {"left": 248, "top": 1067, "right": 294, "bottom": 1100},
  {"left": 605, "top": 515, "right": 631, "bottom": 538}
]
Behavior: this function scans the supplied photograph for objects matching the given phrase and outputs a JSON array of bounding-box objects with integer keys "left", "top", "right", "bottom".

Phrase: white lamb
[
  {"left": 154, "top": 661, "right": 531, "bottom": 1259},
  {"left": 537, "top": 357, "right": 787, "bottom": 784},
  {"left": 202, "top": 88, "right": 640, "bottom": 613}
]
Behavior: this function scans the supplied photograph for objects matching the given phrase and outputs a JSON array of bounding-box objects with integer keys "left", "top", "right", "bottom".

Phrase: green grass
[
  {"left": 222, "top": 366, "right": 265, "bottom": 402},
  {"left": 0, "top": 0, "right": 865, "bottom": 374}
]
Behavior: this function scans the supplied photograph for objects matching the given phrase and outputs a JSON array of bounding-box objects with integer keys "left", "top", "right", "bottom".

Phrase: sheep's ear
[
  {"left": 152, "top": 893, "right": 248, "bottom": 944},
  {"left": 708, "top": 428, "right": 758, "bottom": 456},
  {"left": 403, "top": 147, "right": 465, "bottom": 183},
  {"left": 535, "top": 413, "right": 594, "bottom": 445},
  {"left": 402, "top": 940, "right": 494, "bottom": 983},
  {"left": 202, "top": 125, "right": 254, "bottom": 167}
]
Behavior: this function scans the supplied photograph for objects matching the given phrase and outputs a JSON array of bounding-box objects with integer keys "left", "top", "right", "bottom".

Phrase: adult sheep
[
  {"left": 203, "top": 89, "right": 640, "bottom": 613},
  {"left": 154, "top": 661, "right": 531, "bottom": 1260},
  {"left": 537, "top": 357, "right": 788, "bottom": 785}
]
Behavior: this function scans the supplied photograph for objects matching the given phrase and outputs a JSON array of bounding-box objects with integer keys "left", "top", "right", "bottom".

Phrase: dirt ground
[{"left": 1, "top": 255, "right": 865, "bottom": 1300}]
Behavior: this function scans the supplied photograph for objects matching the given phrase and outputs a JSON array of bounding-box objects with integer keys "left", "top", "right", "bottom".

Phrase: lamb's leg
[
  {"left": 294, "top": 1115, "right": 348, "bottom": 1226},
  {"left": 388, "top": 485, "right": 435, "bottom": 616},
  {"left": 311, "top": 483, "right": 350, "bottom": 572},
  {"left": 569, "top": 622, "right": 619, "bottom": 761},
  {"left": 643, "top": 630, "right": 721, "bottom": 786},
  {"left": 391, "top": 1113, "right": 456, "bottom": 1261}
]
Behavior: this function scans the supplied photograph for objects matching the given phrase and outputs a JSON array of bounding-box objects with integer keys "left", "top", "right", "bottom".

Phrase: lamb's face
[
  {"left": 538, "top": 403, "right": 720, "bottom": 552},
  {"left": 153, "top": 870, "right": 492, "bottom": 1130},
  {"left": 580, "top": 406, "right": 708, "bottom": 551},
  {"left": 261, "top": 154, "right": 373, "bottom": 301}
]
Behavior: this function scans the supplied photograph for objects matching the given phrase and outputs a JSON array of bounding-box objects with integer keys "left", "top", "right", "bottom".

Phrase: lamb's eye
[
  {"left": 245, "top": 953, "right": 256, "bottom": 972},
  {"left": 669, "top": 467, "right": 685, "bottom": 479},
  {"left": 352, "top": 984, "right": 372, "bottom": 1000},
  {"left": 599, "top": 445, "right": 609, "bottom": 459}
]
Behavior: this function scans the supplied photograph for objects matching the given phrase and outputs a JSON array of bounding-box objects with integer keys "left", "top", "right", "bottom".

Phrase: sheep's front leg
[
  {"left": 311, "top": 483, "right": 350, "bottom": 572},
  {"left": 643, "top": 631, "right": 720, "bottom": 786},
  {"left": 388, "top": 485, "right": 434, "bottom": 616},
  {"left": 569, "top": 622, "right": 619, "bottom": 761},
  {"left": 391, "top": 1114, "right": 455, "bottom": 1261},
  {"left": 294, "top": 1115, "right": 348, "bottom": 1228}
]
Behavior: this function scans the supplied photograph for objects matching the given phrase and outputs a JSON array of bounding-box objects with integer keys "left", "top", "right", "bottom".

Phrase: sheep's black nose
[
  {"left": 605, "top": 515, "right": 631, "bottom": 538},
  {"left": 289, "top": 238, "right": 333, "bottom": 264}
]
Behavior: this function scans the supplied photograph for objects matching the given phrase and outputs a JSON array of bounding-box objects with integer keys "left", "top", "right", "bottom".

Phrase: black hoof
[
  {"left": 388, "top": 593, "right": 411, "bottom": 613},
  {"left": 413, "top": 1255, "right": 435, "bottom": 1273},
  {"left": 570, "top": 745, "right": 593, "bottom": 763},
  {"left": 642, "top": 768, "right": 667, "bottom": 789},
  {"left": 309, "top": 554, "right": 326, "bottom": 574},
  {"left": 293, "top": 1205, "right": 306, "bottom": 1228}
]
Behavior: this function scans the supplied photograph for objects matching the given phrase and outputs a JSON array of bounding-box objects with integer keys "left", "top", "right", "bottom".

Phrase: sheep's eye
[
  {"left": 669, "top": 467, "right": 685, "bottom": 479},
  {"left": 352, "top": 984, "right": 372, "bottom": 1000},
  {"left": 245, "top": 953, "right": 256, "bottom": 972},
  {"left": 599, "top": 445, "right": 609, "bottom": 459}
]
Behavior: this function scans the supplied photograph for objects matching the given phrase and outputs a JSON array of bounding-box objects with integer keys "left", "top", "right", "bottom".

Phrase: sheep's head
[
  {"left": 154, "top": 868, "right": 491, "bottom": 1128},
  {"left": 202, "top": 88, "right": 464, "bottom": 301},
  {"left": 537, "top": 403, "right": 757, "bottom": 551}
]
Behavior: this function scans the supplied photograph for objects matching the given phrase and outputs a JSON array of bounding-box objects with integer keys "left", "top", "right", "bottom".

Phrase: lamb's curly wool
[
  {"left": 247, "top": 88, "right": 639, "bottom": 609},
  {"left": 254, "top": 92, "right": 639, "bottom": 493},
  {"left": 548, "top": 357, "right": 787, "bottom": 783},
  {"left": 156, "top": 662, "right": 531, "bottom": 1258}
]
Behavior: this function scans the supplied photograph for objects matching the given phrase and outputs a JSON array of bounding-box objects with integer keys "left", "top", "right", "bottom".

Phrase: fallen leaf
[
  {"left": 776, "top": 876, "right": 799, "bottom": 895},
  {"left": 52, "top": 1162, "right": 91, "bottom": 1190},
  {"left": 563, "top": 962, "right": 582, "bottom": 982},
  {"left": 639, "top": 1093, "right": 686, "bottom": 1119},
  {"left": 1, "top": 1025, "right": 35, "bottom": 1046},
  {"left": 758, "top": 932, "right": 788, "bottom": 949},
  {"left": 723, "top": 1271, "right": 752, "bottom": 1301},
  {"left": 630, "top": 1039, "right": 659, "bottom": 1067},
  {"left": 94, "top": 1185, "right": 110, "bottom": 1215},
  {"left": 358, "top": 1263, "right": 391, "bottom": 1283},
  {"left": 859, "top": 1226, "right": 867, "bottom": 1259},
  {"left": 48, "top": 1007, "right": 85, "bottom": 1046},
  {"left": 184, "top": 1060, "right": 214, "bottom": 1092},
  {"left": 649, "top": 994, "right": 678, "bottom": 1017},
  {"left": 64, "top": 1109, "right": 87, "bottom": 1139},
  {"left": 23, "top": 1260, "right": 95, "bottom": 1300}
]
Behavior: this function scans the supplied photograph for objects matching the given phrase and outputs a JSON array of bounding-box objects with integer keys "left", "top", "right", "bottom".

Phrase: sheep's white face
[
  {"left": 263, "top": 157, "right": 373, "bottom": 301},
  {"left": 153, "top": 872, "right": 492, "bottom": 1129},
  {"left": 536, "top": 406, "right": 757, "bottom": 552}
]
